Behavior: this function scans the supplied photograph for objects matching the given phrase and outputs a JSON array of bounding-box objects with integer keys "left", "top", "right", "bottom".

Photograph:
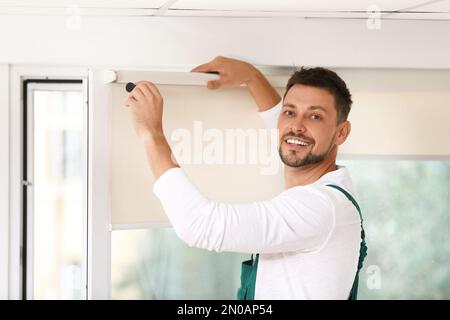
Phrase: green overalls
[{"left": 237, "top": 184, "right": 368, "bottom": 300}]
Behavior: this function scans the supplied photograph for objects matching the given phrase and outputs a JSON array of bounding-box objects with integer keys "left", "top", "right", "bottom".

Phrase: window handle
[{"left": 22, "top": 180, "right": 33, "bottom": 187}]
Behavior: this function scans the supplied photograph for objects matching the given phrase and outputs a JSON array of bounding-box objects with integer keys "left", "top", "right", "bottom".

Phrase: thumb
[{"left": 191, "top": 62, "right": 216, "bottom": 73}]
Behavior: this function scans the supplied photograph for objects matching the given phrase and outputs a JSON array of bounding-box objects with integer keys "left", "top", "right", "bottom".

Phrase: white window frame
[
  {"left": 86, "top": 69, "right": 112, "bottom": 299},
  {"left": 7, "top": 65, "right": 108, "bottom": 299},
  {"left": 6, "top": 66, "right": 122, "bottom": 300}
]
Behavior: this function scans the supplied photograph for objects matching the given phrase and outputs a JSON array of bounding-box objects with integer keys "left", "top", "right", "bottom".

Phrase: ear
[{"left": 335, "top": 121, "right": 351, "bottom": 146}]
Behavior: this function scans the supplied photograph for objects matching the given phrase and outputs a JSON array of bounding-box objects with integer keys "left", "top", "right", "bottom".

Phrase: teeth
[{"left": 286, "top": 138, "right": 309, "bottom": 146}]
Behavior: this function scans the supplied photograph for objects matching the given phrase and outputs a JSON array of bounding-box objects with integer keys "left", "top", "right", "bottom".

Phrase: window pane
[
  {"left": 33, "top": 89, "right": 85, "bottom": 299},
  {"left": 339, "top": 159, "right": 450, "bottom": 299},
  {"left": 111, "top": 228, "right": 247, "bottom": 299},
  {"left": 111, "top": 160, "right": 450, "bottom": 300}
]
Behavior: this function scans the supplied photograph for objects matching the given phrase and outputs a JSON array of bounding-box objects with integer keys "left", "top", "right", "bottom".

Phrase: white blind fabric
[{"left": 111, "top": 83, "right": 284, "bottom": 225}]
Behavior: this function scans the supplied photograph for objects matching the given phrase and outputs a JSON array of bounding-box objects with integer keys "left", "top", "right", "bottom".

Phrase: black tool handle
[{"left": 125, "top": 82, "right": 136, "bottom": 92}]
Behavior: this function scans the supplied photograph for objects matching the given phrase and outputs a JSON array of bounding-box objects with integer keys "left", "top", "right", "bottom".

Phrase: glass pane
[
  {"left": 339, "top": 159, "right": 450, "bottom": 299},
  {"left": 33, "top": 89, "right": 85, "bottom": 299},
  {"left": 111, "top": 228, "right": 247, "bottom": 299},
  {"left": 111, "top": 160, "right": 450, "bottom": 300}
]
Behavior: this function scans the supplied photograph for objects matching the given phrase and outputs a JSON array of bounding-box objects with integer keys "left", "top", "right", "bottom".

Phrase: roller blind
[
  {"left": 110, "top": 69, "right": 450, "bottom": 226},
  {"left": 111, "top": 82, "right": 285, "bottom": 226},
  {"left": 339, "top": 69, "right": 450, "bottom": 157}
]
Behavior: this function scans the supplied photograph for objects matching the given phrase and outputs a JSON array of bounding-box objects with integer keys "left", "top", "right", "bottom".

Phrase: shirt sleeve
[
  {"left": 153, "top": 167, "right": 335, "bottom": 254},
  {"left": 257, "top": 100, "right": 282, "bottom": 130}
]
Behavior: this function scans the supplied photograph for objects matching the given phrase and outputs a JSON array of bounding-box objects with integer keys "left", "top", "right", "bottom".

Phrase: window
[
  {"left": 111, "top": 160, "right": 450, "bottom": 300},
  {"left": 111, "top": 228, "right": 247, "bottom": 299},
  {"left": 24, "top": 80, "right": 87, "bottom": 299},
  {"left": 339, "top": 159, "right": 450, "bottom": 299},
  {"left": 104, "top": 69, "right": 449, "bottom": 299}
]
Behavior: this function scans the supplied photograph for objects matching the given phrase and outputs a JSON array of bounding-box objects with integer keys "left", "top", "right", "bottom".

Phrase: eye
[
  {"left": 311, "top": 114, "right": 322, "bottom": 120},
  {"left": 283, "top": 110, "right": 294, "bottom": 117}
]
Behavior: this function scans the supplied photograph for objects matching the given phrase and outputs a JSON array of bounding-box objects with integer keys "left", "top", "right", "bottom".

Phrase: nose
[{"left": 289, "top": 117, "right": 306, "bottom": 134}]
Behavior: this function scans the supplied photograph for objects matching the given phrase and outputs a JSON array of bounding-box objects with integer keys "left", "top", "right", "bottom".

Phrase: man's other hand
[{"left": 191, "top": 56, "right": 259, "bottom": 90}]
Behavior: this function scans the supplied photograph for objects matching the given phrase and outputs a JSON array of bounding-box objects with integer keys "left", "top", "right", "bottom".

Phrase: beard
[{"left": 278, "top": 133, "right": 336, "bottom": 168}]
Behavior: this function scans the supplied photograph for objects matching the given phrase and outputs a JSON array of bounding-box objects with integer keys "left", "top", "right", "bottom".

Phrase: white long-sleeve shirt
[{"left": 153, "top": 101, "right": 361, "bottom": 300}]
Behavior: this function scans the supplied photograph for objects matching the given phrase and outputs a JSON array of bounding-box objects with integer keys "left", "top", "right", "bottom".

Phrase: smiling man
[{"left": 124, "top": 56, "right": 367, "bottom": 300}]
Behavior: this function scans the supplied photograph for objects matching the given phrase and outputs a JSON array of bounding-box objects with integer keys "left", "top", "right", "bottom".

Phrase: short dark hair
[{"left": 284, "top": 67, "right": 352, "bottom": 124}]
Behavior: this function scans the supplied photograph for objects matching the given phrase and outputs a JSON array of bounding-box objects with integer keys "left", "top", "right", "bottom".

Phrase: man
[{"left": 123, "top": 56, "right": 367, "bottom": 300}]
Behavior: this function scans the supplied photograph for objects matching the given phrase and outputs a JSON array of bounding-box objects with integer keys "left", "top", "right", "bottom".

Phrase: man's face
[{"left": 277, "top": 84, "right": 346, "bottom": 168}]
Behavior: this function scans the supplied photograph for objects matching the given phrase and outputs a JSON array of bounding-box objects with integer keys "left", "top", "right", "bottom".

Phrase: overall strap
[
  {"left": 326, "top": 184, "right": 361, "bottom": 217},
  {"left": 326, "top": 184, "right": 368, "bottom": 300},
  {"left": 237, "top": 253, "right": 259, "bottom": 300}
]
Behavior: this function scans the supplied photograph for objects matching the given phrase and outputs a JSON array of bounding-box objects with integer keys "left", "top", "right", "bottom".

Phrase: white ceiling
[
  {"left": 0, "top": 1, "right": 166, "bottom": 8},
  {"left": 0, "top": 0, "right": 449, "bottom": 19},
  {"left": 172, "top": 0, "right": 438, "bottom": 12}
]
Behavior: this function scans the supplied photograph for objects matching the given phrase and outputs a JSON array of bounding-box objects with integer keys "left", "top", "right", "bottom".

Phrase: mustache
[{"left": 281, "top": 132, "right": 314, "bottom": 144}]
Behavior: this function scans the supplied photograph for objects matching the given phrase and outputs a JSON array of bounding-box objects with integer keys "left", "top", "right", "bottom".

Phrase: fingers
[
  {"left": 123, "top": 96, "right": 136, "bottom": 107},
  {"left": 207, "top": 80, "right": 223, "bottom": 90},
  {"left": 135, "top": 81, "right": 153, "bottom": 97},
  {"left": 191, "top": 57, "right": 223, "bottom": 73},
  {"left": 191, "top": 61, "right": 216, "bottom": 73},
  {"left": 134, "top": 80, "right": 161, "bottom": 98},
  {"left": 125, "top": 81, "right": 162, "bottom": 107},
  {"left": 192, "top": 57, "right": 233, "bottom": 90},
  {"left": 143, "top": 81, "right": 163, "bottom": 99},
  {"left": 128, "top": 82, "right": 159, "bottom": 100},
  {"left": 130, "top": 86, "right": 145, "bottom": 101}
]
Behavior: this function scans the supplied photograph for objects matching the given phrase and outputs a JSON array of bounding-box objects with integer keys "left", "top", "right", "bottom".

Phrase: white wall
[{"left": 0, "top": 15, "right": 449, "bottom": 69}]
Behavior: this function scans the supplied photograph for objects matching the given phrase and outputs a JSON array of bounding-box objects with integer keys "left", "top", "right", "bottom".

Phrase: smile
[{"left": 284, "top": 137, "right": 312, "bottom": 147}]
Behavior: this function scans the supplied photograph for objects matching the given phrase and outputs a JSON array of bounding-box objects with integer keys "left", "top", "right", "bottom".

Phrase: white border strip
[
  {"left": 8, "top": 65, "right": 24, "bottom": 300},
  {"left": 87, "top": 69, "right": 111, "bottom": 300},
  {"left": 0, "top": 64, "right": 10, "bottom": 299},
  {"left": 24, "top": 83, "right": 34, "bottom": 299}
]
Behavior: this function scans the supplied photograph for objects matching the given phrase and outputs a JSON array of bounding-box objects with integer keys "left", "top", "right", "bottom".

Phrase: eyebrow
[{"left": 283, "top": 103, "right": 328, "bottom": 113}]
